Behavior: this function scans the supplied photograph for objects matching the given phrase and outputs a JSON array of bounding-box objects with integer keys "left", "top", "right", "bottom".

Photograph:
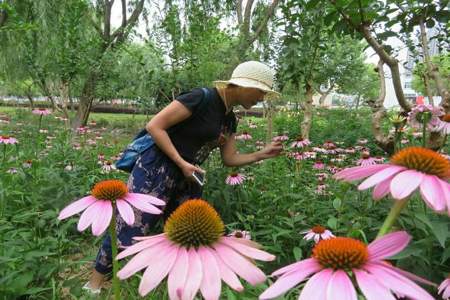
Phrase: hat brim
[{"left": 214, "top": 78, "right": 281, "bottom": 100}]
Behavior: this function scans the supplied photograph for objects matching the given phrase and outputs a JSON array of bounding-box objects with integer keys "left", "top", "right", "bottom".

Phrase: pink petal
[
  {"left": 168, "top": 247, "right": 189, "bottom": 300},
  {"left": 182, "top": 248, "right": 203, "bottom": 300},
  {"left": 358, "top": 166, "right": 405, "bottom": 190},
  {"left": 117, "top": 239, "right": 171, "bottom": 279},
  {"left": 125, "top": 195, "right": 163, "bottom": 215},
  {"left": 126, "top": 192, "right": 165, "bottom": 206},
  {"left": 390, "top": 170, "right": 424, "bottom": 200},
  {"left": 77, "top": 201, "right": 105, "bottom": 232},
  {"left": 298, "top": 269, "right": 332, "bottom": 300},
  {"left": 58, "top": 195, "right": 96, "bottom": 220},
  {"left": 364, "top": 262, "right": 435, "bottom": 300},
  {"left": 353, "top": 269, "right": 396, "bottom": 300},
  {"left": 439, "top": 180, "right": 450, "bottom": 215},
  {"left": 138, "top": 244, "right": 179, "bottom": 296},
  {"left": 334, "top": 164, "right": 390, "bottom": 181},
  {"left": 214, "top": 243, "right": 266, "bottom": 286},
  {"left": 225, "top": 236, "right": 262, "bottom": 249},
  {"left": 372, "top": 178, "right": 392, "bottom": 200},
  {"left": 91, "top": 201, "right": 113, "bottom": 236},
  {"left": 116, "top": 234, "right": 166, "bottom": 260},
  {"left": 210, "top": 248, "right": 244, "bottom": 292},
  {"left": 326, "top": 270, "right": 357, "bottom": 300},
  {"left": 259, "top": 259, "right": 322, "bottom": 299},
  {"left": 381, "top": 262, "right": 436, "bottom": 287},
  {"left": 419, "top": 175, "right": 446, "bottom": 211},
  {"left": 116, "top": 199, "right": 135, "bottom": 225},
  {"left": 271, "top": 258, "right": 318, "bottom": 277},
  {"left": 368, "top": 231, "right": 411, "bottom": 261},
  {"left": 132, "top": 232, "right": 165, "bottom": 241},
  {"left": 219, "top": 237, "right": 275, "bottom": 261},
  {"left": 198, "top": 247, "right": 221, "bottom": 300}
]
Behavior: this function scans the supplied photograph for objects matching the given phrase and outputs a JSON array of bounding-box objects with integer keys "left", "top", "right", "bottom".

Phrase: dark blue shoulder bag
[{"left": 115, "top": 88, "right": 212, "bottom": 172}]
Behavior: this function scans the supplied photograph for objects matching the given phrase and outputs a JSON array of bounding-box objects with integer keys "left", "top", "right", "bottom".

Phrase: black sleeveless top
[{"left": 167, "top": 87, "right": 237, "bottom": 164}]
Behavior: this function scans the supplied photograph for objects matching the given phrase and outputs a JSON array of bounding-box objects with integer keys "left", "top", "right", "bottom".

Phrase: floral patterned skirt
[{"left": 94, "top": 145, "right": 202, "bottom": 274}]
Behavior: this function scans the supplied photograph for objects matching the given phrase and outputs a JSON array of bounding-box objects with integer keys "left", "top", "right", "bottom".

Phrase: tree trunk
[
  {"left": 72, "top": 71, "right": 97, "bottom": 128},
  {"left": 422, "top": 74, "right": 434, "bottom": 105},
  {"left": 355, "top": 94, "right": 361, "bottom": 110},
  {"left": 300, "top": 82, "right": 314, "bottom": 140},
  {"left": 419, "top": 18, "right": 450, "bottom": 113},
  {"left": 368, "top": 60, "right": 395, "bottom": 155},
  {"left": 59, "top": 80, "right": 71, "bottom": 122},
  {"left": 266, "top": 101, "right": 273, "bottom": 143},
  {"left": 25, "top": 93, "right": 34, "bottom": 110}
]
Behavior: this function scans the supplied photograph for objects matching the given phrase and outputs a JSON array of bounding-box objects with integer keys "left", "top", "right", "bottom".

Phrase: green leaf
[
  {"left": 429, "top": 221, "right": 448, "bottom": 248},
  {"left": 332, "top": 198, "right": 342, "bottom": 210},
  {"left": 327, "top": 217, "right": 338, "bottom": 230},
  {"left": 293, "top": 247, "right": 302, "bottom": 260}
]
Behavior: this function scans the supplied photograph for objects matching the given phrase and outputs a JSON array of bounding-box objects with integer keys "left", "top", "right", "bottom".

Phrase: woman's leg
[{"left": 87, "top": 147, "right": 178, "bottom": 289}]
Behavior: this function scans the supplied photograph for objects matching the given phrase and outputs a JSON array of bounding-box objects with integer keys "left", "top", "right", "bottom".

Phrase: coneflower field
[{"left": 1, "top": 106, "right": 449, "bottom": 299}]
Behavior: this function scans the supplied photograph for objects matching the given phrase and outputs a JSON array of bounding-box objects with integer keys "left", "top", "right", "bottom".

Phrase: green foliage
[
  {"left": 412, "top": 53, "right": 450, "bottom": 96},
  {"left": 0, "top": 106, "right": 447, "bottom": 298}
]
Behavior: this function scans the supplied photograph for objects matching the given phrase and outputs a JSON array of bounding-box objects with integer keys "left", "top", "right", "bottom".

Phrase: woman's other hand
[
  {"left": 256, "top": 141, "right": 283, "bottom": 160},
  {"left": 179, "top": 161, "right": 205, "bottom": 180}
]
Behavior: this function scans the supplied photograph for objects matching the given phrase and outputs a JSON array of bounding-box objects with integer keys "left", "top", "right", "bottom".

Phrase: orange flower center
[
  {"left": 312, "top": 237, "right": 368, "bottom": 270},
  {"left": 230, "top": 172, "right": 238, "bottom": 177},
  {"left": 312, "top": 225, "right": 326, "bottom": 234},
  {"left": 441, "top": 114, "right": 450, "bottom": 122},
  {"left": 2, "top": 135, "right": 9, "bottom": 139},
  {"left": 91, "top": 179, "right": 127, "bottom": 201},
  {"left": 390, "top": 147, "right": 450, "bottom": 179},
  {"left": 164, "top": 199, "right": 224, "bottom": 248},
  {"left": 361, "top": 153, "right": 370, "bottom": 159}
]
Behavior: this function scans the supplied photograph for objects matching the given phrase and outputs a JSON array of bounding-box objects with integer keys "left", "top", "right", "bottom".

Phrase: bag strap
[{"left": 192, "top": 87, "right": 212, "bottom": 118}]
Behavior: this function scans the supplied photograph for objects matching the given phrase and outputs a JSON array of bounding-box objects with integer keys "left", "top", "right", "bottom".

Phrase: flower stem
[
  {"left": 38, "top": 115, "right": 43, "bottom": 131},
  {"left": 109, "top": 206, "right": 121, "bottom": 300},
  {"left": 377, "top": 198, "right": 409, "bottom": 238},
  {"left": 422, "top": 112, "right": 430, "bottom": 148}
]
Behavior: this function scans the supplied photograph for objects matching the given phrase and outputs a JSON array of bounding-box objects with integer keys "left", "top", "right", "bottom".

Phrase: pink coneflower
[
  {"left": 255, "top": 140, "right": 265, "bottom": 150},
  {"left": 22, "top": 160, "right": 32, "bottom": 168},
  {"left": 407, "top": 104, "right": 443, "bottom": 130},
  {"left": 101, "top": 160, "right": 117, "bottom": 174},
  {"left": 357, "top": 138, "right": 368, "bottom": 145},
  {"left": 323, "top": 140, "right": 336, "bottom": 149},
  {"left": 236, "top": 131, "right": 252, "bottom": 140},
  {"left": 302, "top": 225, "right": 334, "bottom": 243},
  {"left": 58, "top": 179, "right": 164, "bottom": 236},
  {"left": 334, "top": 147, "right": 450, "bottom": 212},
  {"left": 435, "top": 113, "right": 450, "bottom": 134},
  {"left": 228, "top": 230, "right": 251, "bottom": 240},
  {"left": 39, "top": 129, "right": 48, "bottom": 133},
  {"left": 116, "top": 199, "right": 275, "bottom": 298},
  {"left": 259, "top": 231, "right": 434, "bottom": 300},
  {"left": 327, "top": 164, "right": 340, "bottom": 174},
  {"left": 313, "top": 161, "right": 325, "bottom": 169},
  {"left": 345, "top": 147, "right": 356, "bottom": 154},
  {"left": 439, "top": 275, "right": 450, "bottom": 299},
  {"left": 401, "top": 138, "right": 409, "bottom": 144},
  {"left": 7, "top": 167, "right": 18, "bottom": 174},
  {"left": 357, "top": 152, "right": 378, "bottom": 167},
  {"left": 76, "top": 126, "right": 89, "bottom": 134},
  {"left": 225, "top": 173, "right": 246, "bottom": 185},
  {"left": 272, "top": 135, "right": 289, "bottom": 142},
  {"left": 291, "top": 136, "right": 311, "bottom": 148},
  {"left": 291, "top": 152, "right": 304, "bottom": 161},
  {"left": 249, "top": 123, "right": 258, "bottom": 129},
  {"left": 72, "top": 143, "right": 82, "bottom": 150},
  {"left": 303, "top": 151, "right": 316, "bottom": 159},
  {"left": 32, "top": 108, "right": 51, "bottom": 115},
  {"left": 98, "top": 153, "right": 105, "bottom": 161},
  {"left": 316, "top": 172, "right": 329, "bottom": 181},
  {"left": 312, "top": 147, "right": 327, "bottom": 154},
  {"left": 0, "top": 135, "right": 18, "bottom": 144},
  {"left": 86, "top": 138, "right": 97, "bottom": 145},
  {"left": 316, "top": 183, "right": 328, "bottom": 195}
]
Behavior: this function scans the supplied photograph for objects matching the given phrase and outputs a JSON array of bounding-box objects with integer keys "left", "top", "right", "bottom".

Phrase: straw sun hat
[{"left": 214, "top": 61, "right": 281, "bottom": 100}]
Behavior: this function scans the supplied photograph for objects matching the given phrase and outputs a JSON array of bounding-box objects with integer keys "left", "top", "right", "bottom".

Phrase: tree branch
[
  {"left": 242, "top": 0, "right": 255, "bottom": 37},
  {"left": 104, "top": 0, "right": 114, "bottom": 41},
  {"left": 111, "top": 0, "right": 145, "bottom": 45},
  {"left": 0, "top": 9, "right": 7, "bottom": 27},
  {"left": 121, "top": 0, "right": 127, "bottom": 28},
  {"left": 236, "top": 0, "right": 243, "bottom": 25},
  {"left": 369, "top": 59, "right": 395, "bottom": 154},
  {"left": 248, "top": 0, "right": 280, "bottom": 45}
]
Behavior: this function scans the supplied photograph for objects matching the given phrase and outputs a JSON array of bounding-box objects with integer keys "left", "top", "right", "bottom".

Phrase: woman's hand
[
  {"left": 256, "top": 141, "right": 283, "bottom": 161},
  {"left": 178, "top": 161, "right": 205, "bottom": 181}
]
